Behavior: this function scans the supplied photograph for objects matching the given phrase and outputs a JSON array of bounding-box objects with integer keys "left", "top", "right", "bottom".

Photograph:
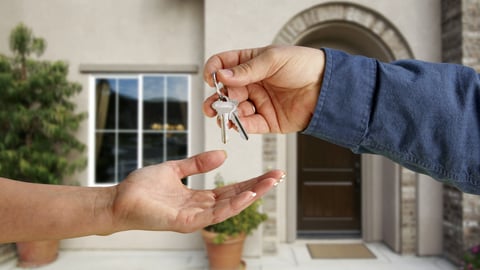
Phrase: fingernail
[
  {"left": 279, "top": 173, "right": 286, "bottom": 182},
  {"left": 251, "top": 192, "right": 257, "bottom": 197},
  {"left": 273, "top": 182, "right": 279, "bottom": 187},
  {"left": 219, "top": 69, "right": 233, "bottom": 78}
]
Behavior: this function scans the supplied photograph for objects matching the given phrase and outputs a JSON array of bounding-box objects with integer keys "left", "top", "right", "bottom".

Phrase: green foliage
[
  {"left": 463, "top": 245, "right": 480, "bottom": 270},
  {"left": 9, "top": 23, "right": 45, "bottom": 58},
  {"left": 0, "top": 23, "right": 86, "bottom": 184},
  {"left": 204, "top": 179, "right": 268, "bottom": 244}
]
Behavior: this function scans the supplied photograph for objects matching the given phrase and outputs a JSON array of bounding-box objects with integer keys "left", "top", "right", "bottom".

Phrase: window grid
[{"left": 89, "top": 74, "right": 189, "bottom": 186}]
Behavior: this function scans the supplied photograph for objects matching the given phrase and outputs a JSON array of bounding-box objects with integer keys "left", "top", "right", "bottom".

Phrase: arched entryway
[{"left": 271, "top": 2, "right": 413, "bottom": 250}]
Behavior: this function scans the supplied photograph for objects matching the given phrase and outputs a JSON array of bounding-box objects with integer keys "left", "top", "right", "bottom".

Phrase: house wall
[
  {"left": 0, "top": 0, "right": 208, "bottom": 250},
  {"left": 0, "top": 0, "right": 206, "bottom": 186},
  {"left": 204, "top": 0, "right": 440, "bottom": 255},
  {"left": 0, "top": 0, "right": 446, "bottom": 257}
]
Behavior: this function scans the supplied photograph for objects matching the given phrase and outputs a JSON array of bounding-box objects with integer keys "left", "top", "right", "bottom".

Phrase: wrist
[
  {"left": 302, "top": 48, "right": 325, "bottom": 130},
  {"left": 93, "top": 186, "right": 120, "bottom": 236}
]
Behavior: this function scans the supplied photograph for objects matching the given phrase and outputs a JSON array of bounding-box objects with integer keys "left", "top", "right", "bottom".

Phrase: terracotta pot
[
  {"left": 16, "top": 240, "right": 59, "bottom": 268},
  {"left": 201, "top": 229, "right": 246, "bottom": 270}
]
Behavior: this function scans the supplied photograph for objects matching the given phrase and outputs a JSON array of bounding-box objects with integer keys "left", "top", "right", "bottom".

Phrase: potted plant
[
  {"left": 202, "top": 176, "right": 268, "bottom": 270},
  {"left": 462, "top": 244, "right": 480, "bottom": 270},
  {"left": 0, "top": 23, "right": 86, "bottom": 267}
]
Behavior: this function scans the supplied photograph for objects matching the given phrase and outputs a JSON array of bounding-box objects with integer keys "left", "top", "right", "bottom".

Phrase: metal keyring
[{"left": 212, "top": 72, "right": 228, "bottom": 101}]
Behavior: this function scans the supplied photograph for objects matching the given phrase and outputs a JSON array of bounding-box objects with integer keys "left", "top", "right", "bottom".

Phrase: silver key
[
  {"left": 211, "top": 71, "right": 249, "bottom": 143},
  {"left": 212, "top": 99, "right": 237, "bottom": 144},
  {"left": 229, "top": 107, "right": 249, "bottom": 141}
]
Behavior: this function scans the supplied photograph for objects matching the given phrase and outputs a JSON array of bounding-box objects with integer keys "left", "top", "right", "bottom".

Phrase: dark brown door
[{"left": 297, "top": 133, "right": 361, "bottom": 236}]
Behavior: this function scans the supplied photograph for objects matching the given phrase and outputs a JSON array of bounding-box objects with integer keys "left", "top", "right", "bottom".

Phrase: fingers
[
  {"left": 172, "top": 150, "right": 227, "bottom": 179},
  {"left": 237, "top": 99, "right": 257, "bottom": 117},
  {"left": 210, "top": 171, "right": 286, "bottom": 224},
  {"left": 202, "top": 93, "right": 219, "bottom": 117},
  {"left": 172, "top": 171, "right": 286, "bottom": 232},
  {"left": 209, "top": 191, "right": 258, "bottom": 224},
  {"left": 203, "top": 93, "right": 256, "bottom": 118},
  {"left": 214, "top": 170, "right": 285, "bottom": 200}
]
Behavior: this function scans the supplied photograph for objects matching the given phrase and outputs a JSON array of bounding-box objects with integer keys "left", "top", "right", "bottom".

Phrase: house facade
[{"left": 0, "top": 0, "right": 478, "bottom": 265}]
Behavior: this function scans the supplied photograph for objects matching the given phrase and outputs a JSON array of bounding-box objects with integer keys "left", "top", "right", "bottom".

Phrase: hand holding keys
[{"left": 211, "top": 72, "right": 249, "bottom": 144}]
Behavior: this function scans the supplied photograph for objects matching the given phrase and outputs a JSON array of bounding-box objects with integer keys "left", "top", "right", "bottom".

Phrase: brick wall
[{"left": 441, "top": 0, "right": 480, "bottom": 264}]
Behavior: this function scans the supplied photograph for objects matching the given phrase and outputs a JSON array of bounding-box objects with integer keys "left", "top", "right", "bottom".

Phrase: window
[{"left": 90, "top": 74, "right": 190, "bottom": 185}]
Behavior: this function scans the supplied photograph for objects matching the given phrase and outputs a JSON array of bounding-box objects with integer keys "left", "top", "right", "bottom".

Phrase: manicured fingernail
[
  {"left": 219, "top": 69, "right": 233, "bottom": 78},
  {"left": 274, "top": 174, "right": 286, "bottom": 187}
]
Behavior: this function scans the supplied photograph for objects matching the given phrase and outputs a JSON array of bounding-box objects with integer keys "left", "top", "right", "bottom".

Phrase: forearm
[
  {"left": 305, "top": 48, "right": 480, "bottom": 194},
  {"left": 0, "top": 177, "right": 117, "bottom": 243}
]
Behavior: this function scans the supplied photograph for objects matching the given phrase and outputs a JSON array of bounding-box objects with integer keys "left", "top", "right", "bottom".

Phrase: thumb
[
  {"left": 216, "top": 50, "right": 276, "bottom": 87},
  {"left": 173, "top": 150, "right": 227, "bottom": 178}
]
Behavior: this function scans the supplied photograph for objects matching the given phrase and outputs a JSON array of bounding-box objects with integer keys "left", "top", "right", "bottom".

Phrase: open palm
[{"left": 112, "top": 150, "right": 283, "bottom": 233}]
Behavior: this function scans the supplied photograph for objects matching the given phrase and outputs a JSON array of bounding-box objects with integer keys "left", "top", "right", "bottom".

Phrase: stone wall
[
  {"left": 400, "top": 169, "right": 417, "bottom": 254},
  {"left": 262, "top": 134, "right": 279, "bottom": 255},
  {"left": 443, "top": 186, "right": 464, "bottom": 263},
  {"left": 441, "top": 0, "right": 480, "bottom": 264}
]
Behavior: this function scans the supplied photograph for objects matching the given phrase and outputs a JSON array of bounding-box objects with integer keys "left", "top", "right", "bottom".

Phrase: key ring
[{"left": 212, "top": 72, "right": 229, "bottom": 101}]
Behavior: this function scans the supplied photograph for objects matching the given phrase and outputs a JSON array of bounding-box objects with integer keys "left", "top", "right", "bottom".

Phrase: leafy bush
[
  {"left": 0, "top": 23, "right": 86, "bottom": 184},
  {"left": 203, "top": 177, "right": 268, "bottom": 244}
]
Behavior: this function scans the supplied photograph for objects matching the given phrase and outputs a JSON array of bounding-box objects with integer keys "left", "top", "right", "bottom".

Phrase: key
[
  {"left": 212, "top": 99, "right": 237, "bottom": 144},
  {"left": 211, "top": 71, "right": 249, "bottom": 143},
  {"left": 229, "top": 107, "right": 249, "bottom": 141}
]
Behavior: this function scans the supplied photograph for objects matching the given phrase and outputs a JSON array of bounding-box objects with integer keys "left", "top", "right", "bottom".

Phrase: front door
[
  {"left": 294, "top": 21, "right": 394, "bottom": 238},
  {"left": 297, "top": 134, "right": 361, "bottom": 236}
]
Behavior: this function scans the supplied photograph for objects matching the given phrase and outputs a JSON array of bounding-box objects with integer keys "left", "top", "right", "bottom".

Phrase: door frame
[{"left": 285, "top": 133, "right": 398, "bottom": 244}]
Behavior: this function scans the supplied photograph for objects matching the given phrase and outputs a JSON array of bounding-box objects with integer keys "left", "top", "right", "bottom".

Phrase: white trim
[
  {"left": 137, "top": 76, "right": 144, "bottom": 170},
  {"left": 87, "top": 76, "right": 96, "bottom": 187},
  {"left": 186, "top": 75, "right": 192, "bottom": 188},
  {"left": 114, "top": 79, "right": 119, "bottom": 183},
  {"left": 286, "top": 133, "right": 297, "bottom": 243},
  {"left": 87, "top": 74, "right": 191, "bottom": 186},
  {"left": 162, "top": 77, "right": 168, "bottom": 160}
]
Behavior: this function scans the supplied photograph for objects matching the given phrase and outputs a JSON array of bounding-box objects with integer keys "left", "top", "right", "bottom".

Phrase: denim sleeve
[{"left": 303, "top": 48, "right": 480, "bottom": 194}]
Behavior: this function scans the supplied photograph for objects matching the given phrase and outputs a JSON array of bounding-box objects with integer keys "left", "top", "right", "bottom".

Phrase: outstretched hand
[
  {"left": 112, "top": 150, "right": 284, "bottom": 233},
  {"left": 203, "top": 45, "right": 326, "bottom": 134}
]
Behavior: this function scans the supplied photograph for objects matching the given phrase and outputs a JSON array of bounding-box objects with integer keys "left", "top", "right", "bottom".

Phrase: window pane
[
  {"left": 118, "top": 79, "right": 138, "bottom": 130},
  {"left": 167, "top": 76, "right": 188, "bottom": 130},
  {"left": 118, "top": 133, "right": 138, "bottom": 181},
  {"left": 92, "top": 74, "right": 189, "bottom": 186},
  {"left": 143, "top": 76, "right": 165, "bottom": 130},
  {"left": 95, "top": 132, "right": 115, "bottom": 184},
  {"left": 167, "top": 133, "right": 187, "bottom": 161},
  {"left": 95, "top": 78, "right": 116, "bottom": 130},
  {"left": 143, "top": 133, "right": 165, "bottom": 166}
]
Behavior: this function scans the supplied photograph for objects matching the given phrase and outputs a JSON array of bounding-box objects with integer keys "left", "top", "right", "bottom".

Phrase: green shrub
[{"left": 0, "top": 23, "right": 86, "bottom": 184}]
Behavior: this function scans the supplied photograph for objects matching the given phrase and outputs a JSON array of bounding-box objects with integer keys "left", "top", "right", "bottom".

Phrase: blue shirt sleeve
[{"left": 303, "top": 48, "right": 480, "bottom": 194}]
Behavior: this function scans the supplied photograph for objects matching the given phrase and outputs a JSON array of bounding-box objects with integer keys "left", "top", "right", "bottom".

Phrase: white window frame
[{"left": 88, "top": 74, "right": 191, "bottom": 187}]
